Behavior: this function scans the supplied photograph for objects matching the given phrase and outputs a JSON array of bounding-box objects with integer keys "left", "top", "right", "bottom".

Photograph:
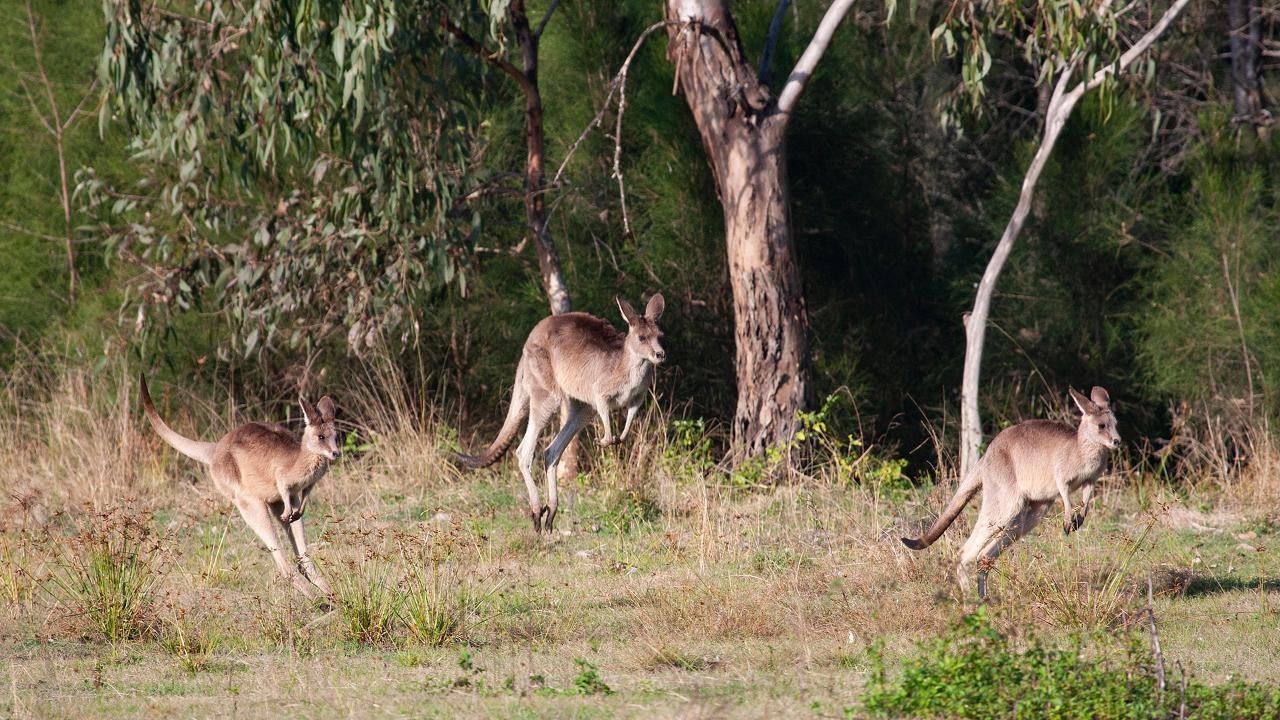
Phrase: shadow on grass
[{"left": 1182, "top": 575, "right": 1280, "bottom": 598}]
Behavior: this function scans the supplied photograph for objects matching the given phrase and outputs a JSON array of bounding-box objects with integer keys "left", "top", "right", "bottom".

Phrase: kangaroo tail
[
  {"left": 451, "top": 363, "right": 529, "bottom": 470},
  {"left": 139, "top": 374, "right": 216, "bottom": 465},
  {"left": 901, "top": 465, "right": 983, "bottom": 550}
]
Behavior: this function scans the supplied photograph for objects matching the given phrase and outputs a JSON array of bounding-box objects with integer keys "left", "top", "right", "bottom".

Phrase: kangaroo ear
[
  {"left": 644, "top": 293, "right": 665, "bottom": 322},
  {"left": 317, "top": 396, "right": 336, "bottom": 423},
  {"left": 1090, "top": 386, "right": 1111, "bottom": 410},
  {"left": 300, "top": 395, "right": 321, "bottom": 426},
  {"left": 1068, "top": 388, "right": 1098, "bottom": 416},
  {"left": 616, "top": 296, "right": 639, "bottom": 326}
]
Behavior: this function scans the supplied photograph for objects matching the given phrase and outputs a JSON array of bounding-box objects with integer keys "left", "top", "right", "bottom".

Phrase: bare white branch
[{"left": 774, "top": 0, "right": 856, "bottom": 121}]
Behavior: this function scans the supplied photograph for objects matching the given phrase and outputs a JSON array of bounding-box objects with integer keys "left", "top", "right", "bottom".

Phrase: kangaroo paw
[
  {"left": 596, "top": 435, "right": 617, "bottom": 447},
  {"left": 530, "top": 509, "right": 543, "bottom": 535},
  {"left": 543, "top": 506, "right": 557, "bottom": 533}
]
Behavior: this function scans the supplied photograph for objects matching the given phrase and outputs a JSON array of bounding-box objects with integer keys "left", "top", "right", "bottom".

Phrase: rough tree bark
[
  {"left": 664, "top": 0, "right": 854, "bottom": 459},
  {"left": 1227, "top": 0, "right": 1266, "bottom": 135},
  {"left": 958, "top": 0, "right": 1193, "bottom": 479}
]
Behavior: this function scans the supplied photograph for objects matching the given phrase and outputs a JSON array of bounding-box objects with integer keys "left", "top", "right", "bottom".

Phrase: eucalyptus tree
[
  {"left": 84, "top": 0, "right": 567, "bottom": 359},
  {"left": 948, "top": 0, "right": 1193, "bottom": 479},
  {"left": 661, "top": 0, "right": 857, "bottom": 458}
]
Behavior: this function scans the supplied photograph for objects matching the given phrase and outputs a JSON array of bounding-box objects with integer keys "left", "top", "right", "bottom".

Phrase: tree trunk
[
  {"left": 665, "top": 0, "right": 812, "bottom": 458},
  {"left": 450, "top": 4, "right": 579, "bottom": 476},
  {"left": 1228, "top": 0, "right": 1265, "bottom": 133},
  {"left": 722, "top": 119, "right": 810, "bottom": 457},
  {"left": 512, "top": 1, "right": 571, "bottom": 317}
]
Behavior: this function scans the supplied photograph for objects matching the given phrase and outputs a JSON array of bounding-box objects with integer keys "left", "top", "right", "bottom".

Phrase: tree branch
[
  {"left": 535, "top": 0, "right": 560, "bottom": 40},
  {"left": 440, "top": 16, "right": 536, "bottom": 98},
  {"left": 758, "top": 0, "right": 792, "bottom": 85},
  {"left": 0, "top": 220, "right": 61, "bottom": 243},
  {"left": 1081, "top": 0, "right": 1193, "bottom": 94},
  {"left": 774, "top": 0, "right": 856, "bottom": 121}
]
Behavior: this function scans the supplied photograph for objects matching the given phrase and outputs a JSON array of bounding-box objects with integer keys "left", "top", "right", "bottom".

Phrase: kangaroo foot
[
  {"left": 542, "top": 505, "right": 556, "bottom": 533},
  {"left": 530, "top": 509, "right": 543, "bottom": 534},
  {"left": 596, "top": 435, "right": 618, "bottom": 447},
  {"left": 1067, "top": 511, "right": 1086, "bottom": 533}
]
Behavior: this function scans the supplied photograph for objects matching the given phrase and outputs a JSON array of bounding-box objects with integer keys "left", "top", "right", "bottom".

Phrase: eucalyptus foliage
[
  {"left": 81, "top": 0, "right": 502, "bottom": 357},
  {"left": 925, "top": 0, "right": 1156, "bottom": 126}
]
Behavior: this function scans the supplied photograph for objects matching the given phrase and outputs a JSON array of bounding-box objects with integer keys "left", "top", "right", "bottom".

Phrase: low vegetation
[{"left": 2, "top": 357, "right": 1279, "bottom": 718}]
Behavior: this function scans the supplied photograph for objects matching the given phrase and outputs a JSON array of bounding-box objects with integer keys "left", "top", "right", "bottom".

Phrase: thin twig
[
  {"left": 1221, "top": 250, "right": 1255, "bottom": 417},
  {"left": 1147, "top": 575, "right": 1166, "bottom": 697},
  {"left": 549, "top": 20, "right": 680, "bottom": 188},
  {"left": 0, "top": 220, "right": 61, "bottom": 243}
]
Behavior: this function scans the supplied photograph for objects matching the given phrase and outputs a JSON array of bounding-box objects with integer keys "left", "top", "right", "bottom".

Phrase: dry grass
[{"left": 3, "top": 354, "right": 1280, "bottom": 717}]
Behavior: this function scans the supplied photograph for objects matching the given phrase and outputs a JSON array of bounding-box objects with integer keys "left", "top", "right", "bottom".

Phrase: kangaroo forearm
[
  {"left": 619, "top": 405, "right": 639, "bottom": 440},
  {"left": 595, "top": 400, "right": 615, "bottom": 443}
]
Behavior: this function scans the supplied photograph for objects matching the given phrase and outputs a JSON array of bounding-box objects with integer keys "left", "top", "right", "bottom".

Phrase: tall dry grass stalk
[{"left": 0, "top": 345, "right": 176, "bottom": 511}]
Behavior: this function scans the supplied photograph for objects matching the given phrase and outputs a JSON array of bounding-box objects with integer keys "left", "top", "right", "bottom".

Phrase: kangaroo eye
[
  {"left": 318, "top": 435, "right": 326, "bottom": 441},
  {"left": 1097, "top": 424, "right": 1105, "bottom": 431}
]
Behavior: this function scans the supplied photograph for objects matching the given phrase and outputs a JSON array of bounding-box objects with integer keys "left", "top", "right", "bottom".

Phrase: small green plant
[
  {"left": 401, "top": 561, "right": 493, "bottom": 647},
  {"left": 161, "top": 609, "right": 220, "bottom": 674},
  {"left": 46, "top": 506, "right": 164, "bottom": 643},
  {"left": 0, "top": 530, "right": 36, "bottom": 613},
  {"left": 572, "top": 658, "right": 613, "bottom": 696},
  {"left": 1005, "top": 520, "right": 1155, "bottom": 631},
  {"left": 728, "top": 449, "right": 786, "bottom": 490},
  {"left": 595, "top": 487, "right": 662, "bottom": 534},
  {"left": 397, "top": 525, "right": 498, "bottom": 647},
  {"left": 665, "top": 418, "right": 714, "bottom": 475},
  {"left": 342, "top": 429, "right": 374, "bottom": 456}
]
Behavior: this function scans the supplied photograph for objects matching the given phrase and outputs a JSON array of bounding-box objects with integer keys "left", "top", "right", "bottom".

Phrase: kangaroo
[
  {"left": 901, "top": 386, "right": 1121, "bottom": 599},
  {"left": 139, "top": 375, "right": 340, "bottom": 598},
  {"left": 453, "top": 294, "right": 667, "bottom": 534}
]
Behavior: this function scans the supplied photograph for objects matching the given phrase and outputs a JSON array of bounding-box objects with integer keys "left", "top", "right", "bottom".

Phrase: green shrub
[{"left": 863, "top": 607, "right": 1280, "bottom": 719}]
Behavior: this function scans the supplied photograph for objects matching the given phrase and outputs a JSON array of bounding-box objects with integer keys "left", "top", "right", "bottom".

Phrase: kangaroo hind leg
[
  {"left": 517, "top": 395, "right": 557, "bottom": 534},
  {"left": 542, "top": 400, "right": 591, "bottom": 533},
  {"left": 962, "top": 500, "right": 1049, "bottom": 600},
  {"left": 236, "top": 497, "right": 316, "bottom": 599}
]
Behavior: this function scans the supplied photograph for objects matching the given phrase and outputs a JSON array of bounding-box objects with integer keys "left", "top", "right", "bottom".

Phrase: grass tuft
[{"left": 45, "top": 504, "right": 164, "bottom": 643}]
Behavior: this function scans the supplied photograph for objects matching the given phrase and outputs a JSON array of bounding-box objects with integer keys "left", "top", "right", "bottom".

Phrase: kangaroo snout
[{"left": 654, "top": 348, "right": 667, "bottom": 362}]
